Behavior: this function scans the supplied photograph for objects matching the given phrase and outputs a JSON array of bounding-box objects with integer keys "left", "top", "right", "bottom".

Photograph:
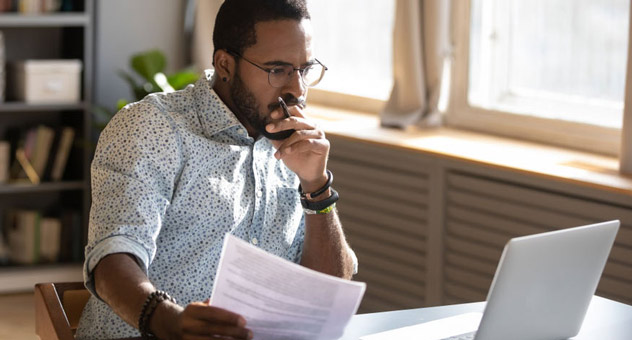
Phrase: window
[
  {"left": 449, "top": 0, "right": 630, "bottom": 155},
  {"left": 307, "top": 0, "right": 395, "bottom": 103}
]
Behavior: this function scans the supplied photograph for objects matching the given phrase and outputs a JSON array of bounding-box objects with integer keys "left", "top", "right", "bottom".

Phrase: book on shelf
[
  {"left": 16, "top": 0, "right": 61, "bottom": 13},
  {"left": 0, "top": 140, "right": 8, "bottom": 183},
  {"left": 3, "top": 209, "right": 72, "bottom": 265},
  {"left": 39, "top": 216, "right": 62, "bottom": 262},
  {"left": 0, "top": 0, "right": 11, "bottom": 12},
  {"left": 42, "top": 126, "right": 72, "bottom": 181},
  {"left": 6, "top": 209, "right": 40, "bottom": 264},
  {"left": 17, "top": 0, "right": 38, "bottom": 13},
  {"left": 0, "top": 0, "right": 76, "bottom": 14},
  {"left": 5, "top": 124, "right": 75, "bottom": 184},
  {"left": 9, "top": 125, "right": 45, "bottom": 183},
  {"left": 0, "top": 31, "right": 4, "bottom": 102},
  {"left": 47, "top": 126, "right": 75, "bottom": 182},
  {"left": 30, "top": 125, "right": 55, "bottom": 179},
  {"left": 0, "top": 224, "right": 8, "bottom": 265}
]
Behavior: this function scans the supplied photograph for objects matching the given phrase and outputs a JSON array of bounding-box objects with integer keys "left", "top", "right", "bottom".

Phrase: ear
[{"left": 213, "top": 50, "right": 236, "bottom": 82}]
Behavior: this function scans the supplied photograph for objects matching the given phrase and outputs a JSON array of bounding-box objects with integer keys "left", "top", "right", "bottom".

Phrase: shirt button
[
  {"left": 256, "top": 190, "right": 262, "bottom": 198},
  {"left": 251, "top": 237, "right": 258, "bottom": 245}
]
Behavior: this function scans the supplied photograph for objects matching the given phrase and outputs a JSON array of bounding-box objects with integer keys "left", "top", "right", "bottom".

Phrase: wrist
[
  {"left": 149, "top": 300, "right": 182, "bottom": 340},
  {"left": 309, "top": 188, "right": 331, "bottom": 202},
  {"left": 139, "top": 290, "right": 178, "bottom": 340},
  {"left": 299, "top": 170, "right": 338, "bottom": 214},
  {"left": 299, "top": 171, "right": 329, "bottom": 194}
]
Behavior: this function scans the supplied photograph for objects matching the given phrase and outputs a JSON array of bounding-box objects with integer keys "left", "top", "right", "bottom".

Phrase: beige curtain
[
  {"left": 380, "top": 0, "right": 451, "bottom": 128},
  {"left": 620, "top": 2, "right": 632, "bottom": 174},
  {"left": 191, "top": 0, "right": 224, "bottom": 72}
]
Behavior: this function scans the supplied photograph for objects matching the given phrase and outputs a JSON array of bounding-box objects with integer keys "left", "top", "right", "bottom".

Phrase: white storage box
[{"left": 13, "top": 59, "right": 82, "bottom": 104}]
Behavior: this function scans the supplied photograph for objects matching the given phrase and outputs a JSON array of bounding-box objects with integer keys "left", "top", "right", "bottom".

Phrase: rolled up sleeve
[{"left": 83, "top": 100, "right": 181, "bottom": 298}]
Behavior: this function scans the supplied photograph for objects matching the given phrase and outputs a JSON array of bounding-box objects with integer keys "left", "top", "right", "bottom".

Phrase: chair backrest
[
  {"left": 34, "top": 282, "right": 142, "bottom": 340},
  {"left": 34, "top": 282, "right": 91, "bottom": 340}
]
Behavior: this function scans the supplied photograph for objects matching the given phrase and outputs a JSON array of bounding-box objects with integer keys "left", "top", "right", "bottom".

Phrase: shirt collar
[{"left": 192, "top": 69, "right": 251, "bottom": 140}]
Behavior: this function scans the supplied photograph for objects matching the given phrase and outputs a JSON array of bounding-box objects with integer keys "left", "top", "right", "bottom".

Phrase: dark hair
[{"left": 212, "top": 0, "right": 310, "bottom": 61}]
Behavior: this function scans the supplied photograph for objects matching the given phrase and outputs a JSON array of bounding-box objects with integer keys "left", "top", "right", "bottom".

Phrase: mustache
[{"left": 268, "top": 97, "right": 306, "bottom": 112}]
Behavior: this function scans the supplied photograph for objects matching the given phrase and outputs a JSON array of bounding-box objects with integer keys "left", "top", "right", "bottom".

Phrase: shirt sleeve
[{"left": 83, "top": 99, "right": 182, "bottom": 298}]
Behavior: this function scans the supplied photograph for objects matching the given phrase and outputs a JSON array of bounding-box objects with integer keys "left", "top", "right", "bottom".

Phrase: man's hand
[
  {"left": 153, "top": 299, "right": 252, "bottom": 340},
  {"left": 266, "top": 106, "right": 329, "bottom": 192},
  {"left": 265, "top": 107, "right": 355, "bottom": 279}
]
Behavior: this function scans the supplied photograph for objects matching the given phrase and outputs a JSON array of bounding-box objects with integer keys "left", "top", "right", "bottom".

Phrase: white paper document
[{"left": 210, "top": 234, "right": 366, "bottom": 340}]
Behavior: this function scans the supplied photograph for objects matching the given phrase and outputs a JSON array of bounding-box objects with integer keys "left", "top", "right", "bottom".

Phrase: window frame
[
  {"left": 304, "top": 0, "right": 394, "bottom": 114},
  {"left": 446, "top": 0, "right": 623, "bottom": 157}
]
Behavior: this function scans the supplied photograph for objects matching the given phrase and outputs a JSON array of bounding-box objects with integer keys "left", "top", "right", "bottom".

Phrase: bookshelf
[
  {"left": 0, "top": 101, "right": 87, "bottom": 112},
  {"left": 0, "top": 13, "right": 90, "bottom": 27},
  {"left": 0, "top": 181, "right": 85, "bottom": 194},
  {"left": 0, "top": 0, "right": 93, "bottom": 292}
]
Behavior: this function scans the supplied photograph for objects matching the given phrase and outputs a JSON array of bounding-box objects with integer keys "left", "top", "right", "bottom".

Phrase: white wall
[{"left": 94, "top": 0, "right": 188, "bottom": 109}]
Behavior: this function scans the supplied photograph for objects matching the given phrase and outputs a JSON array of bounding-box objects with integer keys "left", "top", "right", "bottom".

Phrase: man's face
[{"left": 230, "top": 19, "right": 313, "bottom": 140}]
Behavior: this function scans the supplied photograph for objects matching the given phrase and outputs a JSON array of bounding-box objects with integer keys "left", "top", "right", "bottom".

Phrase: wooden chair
[{"left": 34, "top": 282, "right": 140, "bottom": 340}]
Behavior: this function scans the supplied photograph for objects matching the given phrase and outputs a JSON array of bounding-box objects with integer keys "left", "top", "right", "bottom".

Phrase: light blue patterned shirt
[{"left": 76, "top": 70, "right": 305, "bottom": 339}]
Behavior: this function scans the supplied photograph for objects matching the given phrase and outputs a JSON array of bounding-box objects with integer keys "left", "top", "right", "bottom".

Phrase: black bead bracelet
[{"left": 138, "top": 290, "right": 176, "bottom": 340}]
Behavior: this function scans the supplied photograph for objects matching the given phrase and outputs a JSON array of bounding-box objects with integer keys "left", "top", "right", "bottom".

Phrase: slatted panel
[
  {"left": 328, "top": 137, "right": 429, "bottom": 313},
  {"left": 444, "top": 172, "right": 632, "bottom": 305}
]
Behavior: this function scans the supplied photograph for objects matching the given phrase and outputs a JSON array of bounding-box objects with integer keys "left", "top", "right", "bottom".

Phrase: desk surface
[{"left": 340, "top": 296, "right": 632, "bottom": 339}]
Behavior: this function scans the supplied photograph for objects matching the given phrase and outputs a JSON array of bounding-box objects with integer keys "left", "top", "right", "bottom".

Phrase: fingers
[
  {"left": 273, "top": 129, "right": 329, "bottom": 160},
  {"left": 181, "top": 320, "right": 252, "bottom": 340},
  {"left": 266, "top": 115, "right": 315, "bottom": 134},
  {"left": 267, "top": 110, "right": 328, "bottom": 160},
  {"left": 181, "top": 303, "right": 252, "bottom": 339},
  {"left": 186, "top": 303, "right": 246, "bottom": 325},
  {"left": 266, "top": 107, "right": 324, "bottom": 156}
]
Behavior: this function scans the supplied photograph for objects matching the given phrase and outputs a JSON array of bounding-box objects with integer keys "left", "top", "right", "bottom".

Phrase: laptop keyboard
[{"left": 442, "top": 331, "right": 476, "bottom": 340}]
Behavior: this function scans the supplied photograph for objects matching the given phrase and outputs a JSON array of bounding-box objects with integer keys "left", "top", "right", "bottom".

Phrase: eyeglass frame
[{"left": 227, "top": 50, "right": 328, "bottom": 88}]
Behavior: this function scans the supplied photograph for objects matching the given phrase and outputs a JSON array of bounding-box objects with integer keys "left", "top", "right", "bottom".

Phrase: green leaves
[
  {"left": 116, "top": 99, "right": 129, "bottom": 111},
  {"left": 167, "top": 71, "right": 199, "bottom": 90},
  {"left": 121, "top": 49, "right": 200, "bottom": 101},
  {"left": 131, "top": 49, "right": 166, "bottom": 81}
]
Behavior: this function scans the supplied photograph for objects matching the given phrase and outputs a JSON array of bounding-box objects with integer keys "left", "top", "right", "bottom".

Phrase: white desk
[{"left": 340, "top": 296, "right": 632, "bottom": 339}]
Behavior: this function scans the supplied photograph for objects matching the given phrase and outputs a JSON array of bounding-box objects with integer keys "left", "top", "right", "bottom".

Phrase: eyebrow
[{"left": 262, "top": 59, "right": 317, "bottom": 68}]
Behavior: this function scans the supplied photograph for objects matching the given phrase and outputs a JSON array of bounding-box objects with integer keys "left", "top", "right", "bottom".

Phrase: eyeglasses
[{"left": 229, "top": 51, "right": 328, "bottom": 88}]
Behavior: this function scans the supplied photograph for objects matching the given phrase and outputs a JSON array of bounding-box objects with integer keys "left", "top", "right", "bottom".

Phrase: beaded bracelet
[{"left": 138, "top": 290, "right": 176, "bottom": 340}]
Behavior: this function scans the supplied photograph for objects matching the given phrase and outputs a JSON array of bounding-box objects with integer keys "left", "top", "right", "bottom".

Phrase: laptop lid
[{"left": 476, "top": 220, "right": 620, "bottom": 340}]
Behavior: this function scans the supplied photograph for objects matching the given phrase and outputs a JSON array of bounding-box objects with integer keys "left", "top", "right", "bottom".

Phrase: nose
[{"left": 282, "top": 69, "right": 306, "bottom": 100}]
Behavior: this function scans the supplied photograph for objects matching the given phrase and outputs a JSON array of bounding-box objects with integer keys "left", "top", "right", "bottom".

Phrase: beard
[{"left": 229, "top": 73, "right": 301, "bottom": 141}]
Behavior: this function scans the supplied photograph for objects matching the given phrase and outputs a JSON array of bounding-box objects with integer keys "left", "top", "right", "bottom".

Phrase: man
[{"left": 76, "top": 0, "right": 356, "bottom": 339}]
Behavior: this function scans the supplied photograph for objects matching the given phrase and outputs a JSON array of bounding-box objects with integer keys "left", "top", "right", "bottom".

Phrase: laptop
[{"left": 361, "top": 220, "right": 620, "bottom": 340}]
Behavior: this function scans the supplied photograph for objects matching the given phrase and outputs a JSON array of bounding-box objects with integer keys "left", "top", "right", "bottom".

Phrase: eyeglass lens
[{"left": 268, "top": 63, "right": 325, "bottom": 88}]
